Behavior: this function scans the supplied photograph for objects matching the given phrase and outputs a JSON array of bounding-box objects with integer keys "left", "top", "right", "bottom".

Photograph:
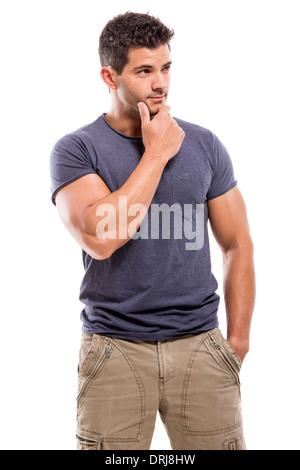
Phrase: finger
[
  {"left": 138, "top": 102, "right": 150, "bottom": 126},
  {"left": 159, "top": 105, "right": 171, "bottom": 117}
]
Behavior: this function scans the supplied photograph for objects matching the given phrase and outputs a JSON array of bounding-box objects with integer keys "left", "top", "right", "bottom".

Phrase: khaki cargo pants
[{"left": 76, "top": 327, "right": 246, "bottom": 450}]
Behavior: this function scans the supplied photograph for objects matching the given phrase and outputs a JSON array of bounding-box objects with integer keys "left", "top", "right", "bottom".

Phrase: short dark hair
[{"left": 99, "top": 12, "right": 174, "bottom": 75}]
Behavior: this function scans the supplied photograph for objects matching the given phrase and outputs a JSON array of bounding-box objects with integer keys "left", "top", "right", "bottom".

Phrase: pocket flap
[{"left": 76, "top": 428, "right": 103, "bottom": 450}]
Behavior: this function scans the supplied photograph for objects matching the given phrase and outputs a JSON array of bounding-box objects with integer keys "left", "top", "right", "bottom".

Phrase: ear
[{"left": 100, "top": 67, "right": 118, "bottom": 90}]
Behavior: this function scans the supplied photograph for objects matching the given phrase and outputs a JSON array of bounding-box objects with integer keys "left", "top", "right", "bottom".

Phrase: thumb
[{"left": 138, "top": 102, "right": 150, "bottom": 126}]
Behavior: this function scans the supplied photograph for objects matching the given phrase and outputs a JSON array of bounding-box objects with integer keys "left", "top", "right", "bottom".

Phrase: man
[{"left": 50, "top": 12, "right": 255, "bottom": 450}]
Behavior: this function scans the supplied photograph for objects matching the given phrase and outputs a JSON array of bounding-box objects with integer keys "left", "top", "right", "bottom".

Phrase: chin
[
  {"left": 149, "top": 109, "right": 160, "bottom": 117},
  {"left": 149, "top": 103, "right": 164, "bottom": 116}
]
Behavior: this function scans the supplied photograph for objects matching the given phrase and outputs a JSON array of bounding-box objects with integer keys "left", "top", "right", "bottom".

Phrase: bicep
[
  {"left": 55, "top": 173, "right": 111, "bottom": 251},
  {"left": 207, "top": 186, "right": 252, "bottom": 252}
]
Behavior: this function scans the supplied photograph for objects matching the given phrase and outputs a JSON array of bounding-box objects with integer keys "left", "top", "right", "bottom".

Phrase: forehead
[{"left": 125, "top": 44, "right": 171, "bottom": 69}]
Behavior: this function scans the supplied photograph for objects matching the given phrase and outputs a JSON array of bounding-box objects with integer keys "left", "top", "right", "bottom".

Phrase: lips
[{"left": 148, "top": 95, "right": 165, "bottom": 101}]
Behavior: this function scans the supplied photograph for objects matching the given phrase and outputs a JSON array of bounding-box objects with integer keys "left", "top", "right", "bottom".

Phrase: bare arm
[
  {"left": 55, "top": 103, "right": 185, "bottom": 260},
  {"left": 207, "top": 186, "right": 256, "bottom": 363}
]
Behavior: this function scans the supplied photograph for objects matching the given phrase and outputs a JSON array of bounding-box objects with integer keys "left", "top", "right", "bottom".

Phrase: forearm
[
  {"left": 82, "top": 150, "right": 167, "bottom": 258},
  {"left": 222, "top": 241, "right": 256, "bottom": 361}
]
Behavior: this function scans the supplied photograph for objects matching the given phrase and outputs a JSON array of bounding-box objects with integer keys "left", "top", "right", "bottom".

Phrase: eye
[
  {"left": 163, "top": 65, "right": 171, "bottom": 72},
  {"left": 138, "top": 69, "right": 150, "bottom": 75}
]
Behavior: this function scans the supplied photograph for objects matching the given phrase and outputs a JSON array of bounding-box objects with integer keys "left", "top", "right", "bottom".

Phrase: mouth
[{"left": 148, "top": 95, "right": 166, "bottom": 102}]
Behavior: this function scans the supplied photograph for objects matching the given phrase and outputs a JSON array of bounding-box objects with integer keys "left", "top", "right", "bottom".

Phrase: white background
[{"left": 1, "top": 0, "right": 299, "bottom": 450}]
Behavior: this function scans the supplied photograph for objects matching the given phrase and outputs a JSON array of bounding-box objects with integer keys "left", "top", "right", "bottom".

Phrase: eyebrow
[{"left": 132, "top": 61, "right": 172, "bottom": 71}]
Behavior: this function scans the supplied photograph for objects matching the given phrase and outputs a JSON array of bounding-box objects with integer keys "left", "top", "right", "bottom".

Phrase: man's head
[
  {"left": 99, "top": 12, "right": 174, "bottom": 75},
  {"left": 99, "top": 12, "right": 174, "bottom": 118}
]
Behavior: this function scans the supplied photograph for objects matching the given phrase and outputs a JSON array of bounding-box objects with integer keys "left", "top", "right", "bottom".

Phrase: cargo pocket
[
  {"left": 77, "top": 338, "right": 145, "bottom": 442},
  {"left": 76, "top": 429, "right": 103, "bottom": 450},
  {"left": 206, "top": 330, "right": 241, "bottom": 387},
  {"left": 77, "top": 339, "right": 113, "bottom": 409},
  {"left": 182, "top": 330, "right": 242, "bottom": 435}
]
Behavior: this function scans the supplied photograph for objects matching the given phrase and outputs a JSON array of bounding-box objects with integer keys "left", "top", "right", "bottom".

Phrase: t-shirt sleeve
[
  {"left": 50, "top": 133, "right": 98, "bottom": 205},
  {"left": 206, "top": 133, "right": 237, "bottom": 201}
]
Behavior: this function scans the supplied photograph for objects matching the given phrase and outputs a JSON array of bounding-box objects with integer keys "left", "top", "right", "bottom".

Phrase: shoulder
[
  {"left": 174, "top": 116, "right": 214, "bottom": 141},
  {"left": 52, "top": 115, "right": 104, "bottom": 151},
  {"left": 174, "top": 117, "right": 231, "bottom": 154},
  {"left": 173, "top": 117, "right": 234, "bottom": 177},
  {"left": 173, "top": 117, "right": 224, "bottom": 163}
]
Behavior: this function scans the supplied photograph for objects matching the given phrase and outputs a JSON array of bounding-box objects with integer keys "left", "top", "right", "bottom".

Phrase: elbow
[
  {"left": 90, "top": 250, "right": 112, "bottom": 261},
  {"left": 88, "top": 242, "right": 114, "bottom": 261},
  {"left": 92, "top": 249, "right": 113, "bottom": 261},
  {"left": 245, "top": 235, "right": 255, "bottom": 256},
  {"left": 222, "top": 234, "right": 254, "bottom": 258},
  {"left": 81, "top": 233, "right": 114, "bottom": 260},
  {"left": 61, "top": 214, "right": 116, "bottom": 260}
]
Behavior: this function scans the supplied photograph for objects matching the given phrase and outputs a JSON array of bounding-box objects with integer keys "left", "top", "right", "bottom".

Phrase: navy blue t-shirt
[{"left": 50, "top": 114, "right": 237, "bottom": 340}]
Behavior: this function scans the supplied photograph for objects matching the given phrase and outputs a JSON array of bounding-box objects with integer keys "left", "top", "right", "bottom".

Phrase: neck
[
  {"left": 105, "top": 101, "right": 143, "bottom": 138},
  {"left": 105, "top": 111, "right": 142, "bottom": 138}
]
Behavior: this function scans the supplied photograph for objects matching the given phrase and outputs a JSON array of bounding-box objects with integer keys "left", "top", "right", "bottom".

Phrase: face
[{"left": 114, "top": 44, "right": 172, "bottom": 118}]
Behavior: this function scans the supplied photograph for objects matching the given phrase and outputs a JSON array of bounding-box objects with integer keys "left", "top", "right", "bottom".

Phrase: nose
[{"left": 152, "top": 72, "right": 168, "bottom": 92}]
